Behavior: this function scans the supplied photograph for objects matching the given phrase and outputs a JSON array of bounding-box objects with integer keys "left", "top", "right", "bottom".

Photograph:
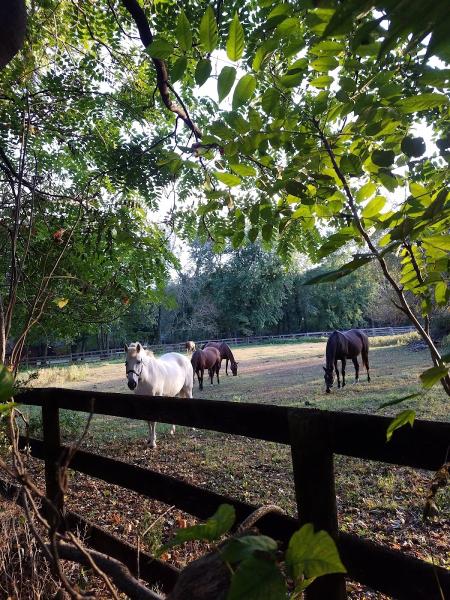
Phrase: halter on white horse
[{"left": 125, "top": 342, "right": 193, "bottom": 448}]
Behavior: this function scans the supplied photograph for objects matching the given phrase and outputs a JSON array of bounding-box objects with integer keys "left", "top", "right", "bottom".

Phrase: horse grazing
[
  {"left": 191, "top": 347, "right": 221, "bottom": 391},
  {"left": 185, "top": 340, "right": 196, "bottom": 353},
  {"left": 203, "top": 342, "right": 238, "bottom": 376},
  {"left": 323, "top": 329, "right": 370, "bottom": 393},
  {"left": 125, "top": 342, "right": 193, "bottom": 448}
]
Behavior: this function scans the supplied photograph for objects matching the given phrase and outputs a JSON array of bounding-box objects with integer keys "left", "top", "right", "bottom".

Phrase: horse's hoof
[
  {"left": 326, "top": 389, "right": 331, "bottom": 394},
  {"left": 147, "top": 441, "right": 157, "bottom": 449}
]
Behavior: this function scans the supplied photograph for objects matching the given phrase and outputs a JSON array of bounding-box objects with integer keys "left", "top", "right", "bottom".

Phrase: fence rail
[
  {"left": 4, "top": 387, "right": 449, "bottom": 600},
  {"left": 21, "top": 325, "right": 416, "bottom": 367}
]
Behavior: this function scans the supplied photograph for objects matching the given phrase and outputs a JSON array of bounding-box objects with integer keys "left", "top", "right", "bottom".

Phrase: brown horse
[
  {"left": 203, "top": 342, "right": 238, "bottom": 376},
  {"left": 185, "top": 341, "right": 196, "bottom": 353},
  {"left": 323, "top": 329, "right": 370, "bottom": 393},
  {"left": 191, "top": 347, "right": 221, "bottom": 391}
]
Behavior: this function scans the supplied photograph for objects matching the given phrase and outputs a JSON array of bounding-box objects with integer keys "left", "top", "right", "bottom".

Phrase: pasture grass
[{"left": 23, "top": 332, "right": 448, "bottom": 444}]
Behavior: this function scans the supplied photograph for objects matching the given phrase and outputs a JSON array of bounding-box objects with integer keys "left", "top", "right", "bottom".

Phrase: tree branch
[{"left": 119, "top": 0, "right": 202, "bottom": 139}]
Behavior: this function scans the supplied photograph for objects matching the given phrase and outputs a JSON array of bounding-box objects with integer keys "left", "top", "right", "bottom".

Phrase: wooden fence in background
[
  {"left": 21, "top": 325, "right": 416, "bottom": 367},
  {"left": 2, "top": 388, "right": 448, "bottom": 598}
]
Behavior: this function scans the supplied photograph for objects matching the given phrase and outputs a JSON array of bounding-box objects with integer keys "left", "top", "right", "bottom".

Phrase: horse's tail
[{"left": 361, "top": 335, "right": 371, "bottom": 381}]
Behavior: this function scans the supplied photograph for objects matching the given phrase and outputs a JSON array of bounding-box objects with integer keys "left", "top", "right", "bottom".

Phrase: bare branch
[{"left": 119, "top": 0, "right": 202, "bottom": 139}]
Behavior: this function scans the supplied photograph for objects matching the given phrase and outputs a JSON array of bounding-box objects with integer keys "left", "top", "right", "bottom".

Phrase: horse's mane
[{"left": 128, "top": 342, "right": 154, "bottom": 358}]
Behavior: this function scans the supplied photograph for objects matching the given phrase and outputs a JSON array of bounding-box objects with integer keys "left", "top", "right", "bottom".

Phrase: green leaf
[
  {"left": 261, "top": 88, "right": 280, "bottom": 114},
  {"left": 248, "top": 227, "right": 259, "bottom": 242},
  {"left": 340, "top": 154, "right": 362, "bottom": 176},
  {"left": 362, "top": 196, "right": 386, "bottom": 219},
  {"left": 284, "top": 180, "right": 306, "bottom": 197},
  {"left": 227, "top": 13, "right": 245, "bottom": 61},
  {"left": 221, "top": 535, "right": 277, "bottom": 564},
  {"left": 286, "top": 523, "right": 346, "bottom": 581},
  {"left": 232, "top": 229, "right": 245, "bottom": 249},
  {"left": 262, "top": 222, "right": 273, "bottom": 242},
  {"left": 401, "top": 136, "right": 426, "bottom": 158},
  {"left": 340, "top": 76, "right": 356, "bottom": 92},
  {"left": 199, "top": 6, "right": 218, "bottom": 53},
  {"left": 171, "top": 56, "right": 187, "bottom": 83},
  {"left": 232, "top": 74, "right": 256, "bottom": 111},
  {"left": 230, "top": 163, "right": 256, "bottom": 177},
  {"left": 311, "top": 56, "right": 339, "bottom": 72},
  {"left": 0, "top": 366, "right": 14, "bottom": 404},
  {"left": 356, "top": 181, "right": 377, "bottom": 202},
  {"left": 422, "top": 236, "right": 450, "bottom": 253},
  {"left": 386, "top": 410, "right": 415, "bottom": 442},
  {"left": 175, "top": 10, "right": 192, "bottom": 51},
  {"left": 303, "top": 256, "right": 372, "bottom": 285},
  {"left": 166, "top": 504, "right": 235, "bottom": 547},
  {"left": 420, "top": 365, "right": 449, "bottom": 389},
  {"left": 371, "top": 150, "right": 395, "bottom": 167},
  {"left": 275, "top": 16, "right": 300, "bottom": 37},
  {"left": 310, "top": 75, "right": 333, "bottom": 89},
  {"left": 214, "top": 171, "right": 242, "bottom": 187},
  {"left": 435, "top": 281, "right": 448, "bottom": 305},
  {"left": 195, "top": 59, "right": 212, "bottom": 86},
  {"left": 218, "top": 66, "right": 236, "bottom": 102},
  {"left": 396, "top": 93, "right": 448, "bottom": 114},
  {"left": 227, "top": 556, "right": 287, "bottom": 600},
  {"left": 146, "top": 38, "right": 173, "bottom": 59}
]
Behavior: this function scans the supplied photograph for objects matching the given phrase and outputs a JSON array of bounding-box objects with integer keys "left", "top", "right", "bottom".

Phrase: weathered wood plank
[
  {"left": 289, "top": 411, "right": 347, "bottom": 600},
  {"left": 16, "top": 388, "right": 450, "bottom": 470},
  {"left": 41, "top": 399, "right": 64, "bottom": 523}
]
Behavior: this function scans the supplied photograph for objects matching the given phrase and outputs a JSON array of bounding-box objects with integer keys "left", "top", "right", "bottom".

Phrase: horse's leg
[
  {"left": 216, "top": 362, "right": 220, "bottom": 384},
  {"left": 199, "top": 368, "right": 204, "bottom": 391},
  {"left": 147, "top": 421, "right": 157, "bottom": 448},
  {"left": 341, "top": 357, "right": 346, "bottom": 387},
  {"left": 225, "top": 357, "right": 229, "bottom": 375},
  {"left": 362, "top": 348, "right": 371, "bottom": 382},
  {"left": 334, "top": 359, "right": 341, "bottom": 388},
  {"left": 352, "top": 357, "right": 359, "bottom": 382}
]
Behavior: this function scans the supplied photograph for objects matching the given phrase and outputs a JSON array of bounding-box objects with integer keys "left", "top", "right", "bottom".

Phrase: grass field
[{"left": 16, "top": 334, "right": 450, "bottom": 598}]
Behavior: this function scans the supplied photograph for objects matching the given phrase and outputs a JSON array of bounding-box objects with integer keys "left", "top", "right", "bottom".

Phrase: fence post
[
  {"left": 289, "top": 410, "right": 347, "bottom": 600},
  {"left": 42, "top": 398, "right": 64, "bottom": 525}
]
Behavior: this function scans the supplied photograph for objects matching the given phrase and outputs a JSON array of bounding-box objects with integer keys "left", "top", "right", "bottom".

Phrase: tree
[
  {"left": 2, "top": 2, "right": 449, "bottom": 391},
  {"left": 0, "top": 65, "right": 177, "bottom": 369}
]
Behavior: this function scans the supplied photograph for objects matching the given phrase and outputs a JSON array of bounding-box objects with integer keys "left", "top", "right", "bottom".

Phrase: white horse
[{"left": 125, "top": 342, "right": 193, "bottom": 448}]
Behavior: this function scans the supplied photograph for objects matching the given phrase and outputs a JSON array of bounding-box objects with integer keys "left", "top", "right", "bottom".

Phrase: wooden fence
[
  {"left": 2, "top": 387, "right": 449, "bottom": 599},
  {"left": 21, "top": 325, "right": 416, "bottom": 367}
]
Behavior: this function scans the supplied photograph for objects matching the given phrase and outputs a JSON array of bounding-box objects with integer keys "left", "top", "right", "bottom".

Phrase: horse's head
[
  {"left": 323, "top": 365, "right": 334, "bottom": 393},
  {"left": 125, "top": 342, "right": 145, "bottom": 390},
  {"left": 231, "top": 361, "right": 238, "bottom": 376}
]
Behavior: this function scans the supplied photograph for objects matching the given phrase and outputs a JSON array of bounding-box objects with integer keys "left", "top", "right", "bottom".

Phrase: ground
[{"left": 4, "top": 335, "right": 450, "bottom": 598}]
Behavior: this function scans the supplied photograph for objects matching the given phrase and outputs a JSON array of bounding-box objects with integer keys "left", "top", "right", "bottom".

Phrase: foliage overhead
[{"left": 0, "top": 0, "right": 449, "bottom": 393}]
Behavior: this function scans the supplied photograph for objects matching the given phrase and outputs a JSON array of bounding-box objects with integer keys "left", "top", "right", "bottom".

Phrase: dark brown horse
[
  {"left": 203, "top": 342, "right": 238, "bottom": 376},
  {"left": 323, "top": 329, "right": 370, "bottom": 393},
  {"left": 191, "top": 347, "right": 221, "bottom": 391}
]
